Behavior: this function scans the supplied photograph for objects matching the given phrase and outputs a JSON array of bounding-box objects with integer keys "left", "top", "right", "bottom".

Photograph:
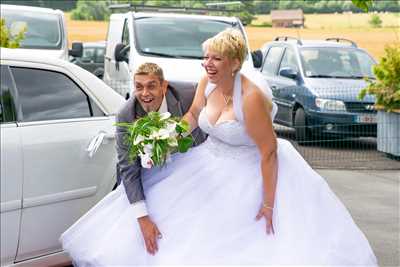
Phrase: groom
[{"left": 115, "top": 63, "right": 206, "bottom": 255}]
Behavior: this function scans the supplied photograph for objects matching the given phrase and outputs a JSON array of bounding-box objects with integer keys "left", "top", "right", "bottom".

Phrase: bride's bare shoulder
[
  {"left": 197, "top": 75, "right": 209, "bottom": 92},
  {"left": 241, "top": 74, "right": 272, "bottom": 111},
  {"left": 241, "top": 75, "right": 264, "bottom": 98}
]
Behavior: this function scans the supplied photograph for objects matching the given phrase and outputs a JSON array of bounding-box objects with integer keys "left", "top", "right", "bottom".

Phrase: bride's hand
[
  {"left": 255, "top": 206, "right": 275, "bottom": 235},
  {"left": 138, "top": 216, "right": 162, "bottom": 255}
]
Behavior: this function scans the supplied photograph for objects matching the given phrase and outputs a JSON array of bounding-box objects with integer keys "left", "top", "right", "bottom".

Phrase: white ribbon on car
[{"left": 86, "top": 131, "right": 106, "bottom": 158}]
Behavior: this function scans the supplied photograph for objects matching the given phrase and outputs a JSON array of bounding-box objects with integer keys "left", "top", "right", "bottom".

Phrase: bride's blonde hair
[{"left": 203, "top": 28, "right": 247, "bottom": 68}]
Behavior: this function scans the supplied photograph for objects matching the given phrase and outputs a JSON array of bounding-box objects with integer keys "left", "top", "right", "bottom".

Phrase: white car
[
  {"left": 0, "top": 48, "right": 124, "bottom": 266},
  {"left": 103, "top": 10, "right": 259, "bottom": 98},
  {"left": 0, "top": 4, "right": 83, "bottom": 60}
]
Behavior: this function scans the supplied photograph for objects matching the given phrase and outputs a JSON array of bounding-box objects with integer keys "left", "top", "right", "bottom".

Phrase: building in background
[{"left": 271, "top": 9, "right": 305, "bottom": 28}]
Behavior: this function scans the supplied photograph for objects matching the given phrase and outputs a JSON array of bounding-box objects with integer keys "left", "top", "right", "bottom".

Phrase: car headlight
[{"left": 315, "top": 98, "right": 346, "bottom": 111}]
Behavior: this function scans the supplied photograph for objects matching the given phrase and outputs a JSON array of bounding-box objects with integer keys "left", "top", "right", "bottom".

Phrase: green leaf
[
  {"left": 1, "top": 18, "right": 26, "bottom": 48},
  {"left": 358, "top": 44, "right": 400, "bottom": 112},
  {"left": 351, "top": 0, "right": 374, "bottom": 12},
  {"left": 176, "top": 120, "right": 190, "bottom": 134},
  {"left": 177, "top": 137, "right": 194, "bottom": 153}
]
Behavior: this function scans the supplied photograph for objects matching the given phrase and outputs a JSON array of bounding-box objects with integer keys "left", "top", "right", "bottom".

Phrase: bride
[{"left": 61, "top": 29, "right": 377, "bottom": 266}]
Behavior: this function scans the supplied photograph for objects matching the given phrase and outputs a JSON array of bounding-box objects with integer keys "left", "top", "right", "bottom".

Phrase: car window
[
  {"left": 353, "top": 51, "right": 375, "bottom": 77},
  {"left": 0, "top": 65, "right": 17, "bottom": 123},
  {"left": 122, "top": 19, "right": 130, "bottom": 46},
  {"left": 121, "top": 19, "right": 130, "bottom": 59},
  {"left": 95, "top": 47, "right": 105, "bottom": 63},
  {"left": 82, "top": 47, "right": 96, "bottom": 62},
  {"left": 261, "top": 46, "right": 284, "bottom": 76},
  {"left": 134, "top": 17, "right": 237, "bottom": 58},
  {"left": 300, "top": 47, "right": 375, "bottom": 78},
  {"left": 279, "top": 48, "right": 299, "bottom": 73},
  {"left": 2, "top": 9, "right": 62, "bottom": 50},
  {"left": 10, "top": 67, "right": 92, "bottom": 122},
  {"left": 90, "top": 98, "right": 105, "bottom": 116}
]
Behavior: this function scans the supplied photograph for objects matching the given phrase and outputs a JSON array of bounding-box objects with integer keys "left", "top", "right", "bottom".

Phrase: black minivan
[
  {"left": 260, "top": 37, "right": 377, "bottom": 144},
  {"left": 70, "top": 41, "right": 105, "bottom": 79}
]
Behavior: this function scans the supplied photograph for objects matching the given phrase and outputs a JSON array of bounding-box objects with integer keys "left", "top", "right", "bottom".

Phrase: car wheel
[{"left": 294, "top": 107, "right": 312, "bottom": 145}]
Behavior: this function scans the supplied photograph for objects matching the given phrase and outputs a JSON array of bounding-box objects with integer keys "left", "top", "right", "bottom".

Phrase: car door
[
  {"left": 260, "top": 46, "right": 285, "bottom": 123},
  {"left": 105, "top": 18, "right": 133, "bottom": 98},
  {"left": 0, "top": 65, "right": 23, "bottom": 266},
  {"left": 8, "top": 65, "right": 117, "bottom": 262},
  {"left": 275, "top": 47, "right": 302, "bottom": 125},
  {"left": 93, "top": 46, "right": 105, "bottom": 78}
]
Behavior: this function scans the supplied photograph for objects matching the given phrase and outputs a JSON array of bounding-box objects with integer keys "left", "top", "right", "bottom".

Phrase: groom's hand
[{"left": 137, "top": 216, "right": 162, "bottom": 255}]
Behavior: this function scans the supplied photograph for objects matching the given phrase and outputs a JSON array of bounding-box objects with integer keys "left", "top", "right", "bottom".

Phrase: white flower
[
  {"left": 143, "top": 144, "right": 153, "bottom": 155},
  {"left": 148, "top": 130, "right": 157, "bottom": 139},
  {"left": 133, "top": 135, "right": 145, "bottom": 145},
  {"left": 166, "top": 121, "right": 176, "bottom": 132},
  {"left": 160, "top": 112, "right": 171, "bottom": 120},
  {"left": 149, "top": 129, "right": 170, "bottom": 139},
  {"left": 158, "top": 129, "right": 170, "bottom": 139},
  {"left": 167, "top": 137, "right": 178, "bottom": 147},
  {"left": 140, "top": 153, "right": 153, "bottom": 168},
  {"left": 166, "top": 122, "right": 177, "bottom": 137}
]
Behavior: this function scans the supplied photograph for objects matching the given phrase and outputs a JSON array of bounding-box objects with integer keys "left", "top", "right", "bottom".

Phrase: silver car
[{"left": 1, "top": 48, "right": 124, "bottom": 266}]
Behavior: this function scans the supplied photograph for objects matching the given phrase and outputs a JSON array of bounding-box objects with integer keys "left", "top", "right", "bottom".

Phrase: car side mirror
[
  {"left": 115, "top": 43, "right": 130, "bottom": 63},
  {"left": 251, "top": 50, "right": 263, "bottom": 68},
  {"left": 279, "top": 67, "right": 298, "bottom": 80},
  {"left": 69, "top": 42, "right": 83, "bottom": 57}
]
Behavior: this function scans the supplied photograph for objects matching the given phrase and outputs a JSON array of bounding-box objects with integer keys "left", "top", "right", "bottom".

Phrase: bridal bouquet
[{"left": 116, "top": 112, "right": 193, "bottom": 168}]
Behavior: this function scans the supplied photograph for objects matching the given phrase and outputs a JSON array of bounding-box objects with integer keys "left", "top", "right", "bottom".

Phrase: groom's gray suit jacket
[{"left": 115, "top": 83, "right": 206, "bottom": 204}]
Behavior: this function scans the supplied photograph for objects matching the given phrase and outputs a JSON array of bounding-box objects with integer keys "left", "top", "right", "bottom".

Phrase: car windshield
[
  {"left": 134, "top": 17, "right": 238, "bottom": 58},
  {"left": 300, "top": 47, "right": 376, "bottom": 79},
  {"left": 2, "top": 9, "right": 62, "bottom": 49}
]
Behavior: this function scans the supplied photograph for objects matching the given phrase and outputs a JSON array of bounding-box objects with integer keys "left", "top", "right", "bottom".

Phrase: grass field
[{"left": 66, "top": 13, "right": 399, "bottom": 60}]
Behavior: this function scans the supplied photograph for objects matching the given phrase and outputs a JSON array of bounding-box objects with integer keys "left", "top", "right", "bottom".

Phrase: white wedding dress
[{"left": 61, "top": 71, "right": 377, "bottom": 266}]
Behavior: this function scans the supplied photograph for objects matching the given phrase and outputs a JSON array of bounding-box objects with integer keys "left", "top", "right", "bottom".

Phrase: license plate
[{"left": 355, "top": 114, "right": 376, "bottom": 123}]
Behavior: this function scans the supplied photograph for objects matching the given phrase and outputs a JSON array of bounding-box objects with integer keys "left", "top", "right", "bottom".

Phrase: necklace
[{"left": 221, "top": 91, "right": 232, "bottom": 106}]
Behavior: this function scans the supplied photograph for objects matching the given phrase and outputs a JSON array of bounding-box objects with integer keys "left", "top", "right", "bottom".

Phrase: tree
[
  {"left": 0, "top": 18, "right": 26, "bottom": 48},
  {"left": 70, "top": 0, "right": 110, "bottom": 21},
  {"left": 351, "top": 0, "right": 374, "bottom": 12},
  {"left": 359, "top": 45, "right": 400, "bottom": 111},
  {"left": 236, "top": 0, "right": 256, "bottom": 25},
  {"left": 253, "top": 0, "right": 276, "bottom": 14},
  {"left": 369, "top": 14, "right": 382, "bottom": 27}
]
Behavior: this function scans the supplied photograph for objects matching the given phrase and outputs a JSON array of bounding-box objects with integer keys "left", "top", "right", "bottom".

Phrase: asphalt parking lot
[
  {"left": 274, "top": 124, "right": 400, "bottom": 170},
  {"left": 319, "top": 169, "right": 400, "bottom": 267},
  {"left": 277, "top": 124, "right": 399, "bottom": 266}
]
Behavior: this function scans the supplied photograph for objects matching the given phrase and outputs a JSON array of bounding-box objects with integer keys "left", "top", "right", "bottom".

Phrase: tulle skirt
[{"left": 61, "top": 138, "right": 377, "bottom": 266}]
